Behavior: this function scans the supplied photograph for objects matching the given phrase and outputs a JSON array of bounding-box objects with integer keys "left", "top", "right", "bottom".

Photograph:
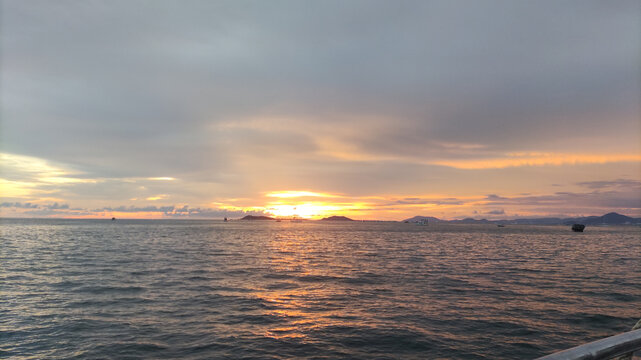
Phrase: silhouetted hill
[
  {"left": 449, "top": 218, "right": 493, "bottom": 224},
  {"left": 403, "top": 216, "right": 442, "bottom": 223},
  {"left": 320, "top": 216, "right": 354, "bottom": 221},
  {"left": 562, "top": 212, "right": 639, "bottom": 225},
  {"left": 240, "top": 215, "right": 274, "bottom": 220},
  {"left": 402, "top": 212, "right": 640, "bottom": 225}
]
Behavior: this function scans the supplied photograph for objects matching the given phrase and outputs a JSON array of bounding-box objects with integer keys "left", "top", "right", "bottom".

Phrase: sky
[{"left": 1, "top": 0, "right": 640, "bottom": 220}]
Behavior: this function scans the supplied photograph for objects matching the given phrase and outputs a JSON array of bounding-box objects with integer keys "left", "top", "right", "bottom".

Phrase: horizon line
[{"left": 1, "top": 211, "right": 638, "bottom": 222}]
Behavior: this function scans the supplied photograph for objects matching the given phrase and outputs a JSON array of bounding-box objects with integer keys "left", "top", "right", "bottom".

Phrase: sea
[{"left": 1, "top": 219, "right": 640, "bottom": 359}]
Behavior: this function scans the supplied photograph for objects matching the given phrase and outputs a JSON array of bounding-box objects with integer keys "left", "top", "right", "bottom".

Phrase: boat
[
  {"left": 536, "top": 319, "right": 641, "bottom": 359},
  {"left": 571, "top": 224, "right": 585, "bottom": 232},
  {"left": 497, "top": 224, "right": 505, "bottom": 227}
]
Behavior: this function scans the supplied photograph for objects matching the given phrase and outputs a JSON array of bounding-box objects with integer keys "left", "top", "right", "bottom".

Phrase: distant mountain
[
  {"left": 449, "top": 218, "right": 493, "bottom": 224},
  {"left": 562, "top": 212, "right": 640, "bottom": 225},
  {"left": 320, "top": 215, "right": 354, "bottom": 221},
  {"left": 402, "top": 212, "right": 641, "bottom": 225},
  {"left": 403, "top": 216, "right": 442, "bottom": 223},
  {"left": 240, "top": 215, "right": 274, "bottom": 220}
]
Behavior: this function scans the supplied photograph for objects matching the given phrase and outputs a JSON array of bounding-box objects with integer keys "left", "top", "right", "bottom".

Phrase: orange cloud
[
  {"left": 265, "top": 191, "right": 340, "bottom": 198},
  {"left": 431, "top": 153, "right": 641, "bottom": 169},
  {"left": 146, "top": 194, "right": 168, "bottom": 201}
]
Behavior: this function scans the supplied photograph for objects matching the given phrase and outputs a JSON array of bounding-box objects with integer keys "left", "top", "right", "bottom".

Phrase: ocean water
[{"left": 1, "top": 219, "right": 640, "bottom": 359}]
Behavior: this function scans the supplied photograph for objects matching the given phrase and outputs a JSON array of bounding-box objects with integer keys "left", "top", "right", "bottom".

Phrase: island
[
  {"left": 240, "top": 215, "right": 275, "bottom": 220},
  {"left": 320, "top": 215, "right": 354, "bottom": 221},
  {"left": 401, "top": 212, "right": 640, "bottom": 225}
]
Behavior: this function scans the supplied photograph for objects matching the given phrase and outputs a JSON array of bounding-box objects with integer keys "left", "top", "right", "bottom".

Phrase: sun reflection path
[{"left": 254, "top": 231, "right": 363, "bottom": 341}]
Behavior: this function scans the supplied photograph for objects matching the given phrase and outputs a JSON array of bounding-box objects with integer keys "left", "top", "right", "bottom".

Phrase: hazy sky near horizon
[{"left": 1, "top": 0, "right": 640, "bottom": 220}]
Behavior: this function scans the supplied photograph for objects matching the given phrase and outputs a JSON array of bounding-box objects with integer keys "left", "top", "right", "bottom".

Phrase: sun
[{"left": 261, "top": 190, "right": 368, "bottom": 219}]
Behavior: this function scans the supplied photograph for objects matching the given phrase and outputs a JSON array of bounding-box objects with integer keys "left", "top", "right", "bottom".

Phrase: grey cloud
[
  {"left": 485, "top": 209, "right": 505, "bottom": 215},
  {"left": 44, "top": 202, "right": 70, "bottom": 210},
  {"left": 95, "top": 205, "right": 262, "bottom": 218},
  {"left": 576, "top": 179, "right": 641, "bottom": 189},
  {"left": 1, "top": 202, "right": 39, "bottom": 208},
  {"left": 392, "top": 197, "right": 463, "bottom": 205},
  {"left": 1, "top": 202, "right": 70, "bottom": 209},
  {"left": 1, "top": 202, "right": 78, "bottom": 216},
  {"left": 485, "top": 194, "right": 507, "bottom": 200},
  {"left": 2, "top": 202, "right": 263, "bottom": 218},
  {"left": 2, "top": 0, "right": 639, "bottom": 181},
  {"left": 164, "top": 209, "right": 264, "bottom": 219},
  {"left": 484, "top": 190, "right": 641, "bottom": 210},
  {"left": 21, "top": 209, "right": 92, "bottom": 216},
  {"left": 98, "top": 205, "right": 177, "bottom": 213}
]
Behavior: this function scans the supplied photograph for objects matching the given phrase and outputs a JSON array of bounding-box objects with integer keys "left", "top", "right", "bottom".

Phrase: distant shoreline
[{"left": 1, "top": 211, "right": 640, "bottom": 226}]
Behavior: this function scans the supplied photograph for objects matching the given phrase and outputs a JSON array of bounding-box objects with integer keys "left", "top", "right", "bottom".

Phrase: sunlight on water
[{"left": 1, "top": 219, "right": 640, "bottom": 359}]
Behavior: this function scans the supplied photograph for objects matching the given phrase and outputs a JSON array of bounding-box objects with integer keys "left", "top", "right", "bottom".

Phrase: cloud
[
  {"left": 1, "top": 1, "right": 639, "bottom": 218},
  {"left": 576, "top": 179, "right": 641, "bottom": 189},
  {"left": 1, "top": 202, "right": 265, "bottom": 219},
  {"left": 146, "top": 194, "right": 168, "bottom": 201},
  {"left": 392, "top": 197, "right": 463, "bottom": 205},
  {"left": 485, "top": 209, "right": 505, "bottom": 215},
  {"left": 0, "top": 202, "right": 39, "bottom": 208},
  {"left": 1, "top": 202, "right": 81, "bottom": 217},
  {"left": 266, "top": 191, "right": 340, "bottom": 198},
  {"left": 431, "top": 153, "right": 641, "bottom": 170},
  {"left": 3, "top": 2, "right": 639, "bottom": 171},
  {"left": 485, "top": 194, "right": 507, "bottom": 201},
  {"left": 482, "top": 188, "right": 641, "bottom": 215},
  {"left": 44, "top": 202, "right": 70, "bottom": 210},
  {"left": 147, "top": 177, "right": 176, "bottom": 181},
  {"left": 93, "top": 205, "right": 265, "bottom": 219}
]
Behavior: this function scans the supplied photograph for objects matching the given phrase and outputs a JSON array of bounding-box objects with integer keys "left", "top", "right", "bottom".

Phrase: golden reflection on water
[
  {"left": 253, "top": 230, "right": 355, "bottom": 340},
  {"left": 242, "top": 223, "right": 641, "bottom": 345}
]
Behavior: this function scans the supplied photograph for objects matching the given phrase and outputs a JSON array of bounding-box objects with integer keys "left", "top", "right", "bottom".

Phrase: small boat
[
  {"left": 571, "top": 224, "right": 585, "bottom": 232},
  {"left": 497, "top": 224, "right": 505, "bottom": 227}
]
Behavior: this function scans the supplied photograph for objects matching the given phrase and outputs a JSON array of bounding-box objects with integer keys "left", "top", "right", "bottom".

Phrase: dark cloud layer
[
  {"left": 484, "top": 189, "right": 641, "bottom": 210},
  {"left": 1, "top": 1, "right": 640, "bottom": 218},
  {"left": 3, "top": 1, "right": 639, "bottom": 175},
  {"left": 576, "top": 179, "right": 641, "bottom": 190},
  {"left": 2, "top": 202, "right": 262, "bottom": 218},
  {"left": 1, "top": 202, "right": 39, "bottom": 209}
]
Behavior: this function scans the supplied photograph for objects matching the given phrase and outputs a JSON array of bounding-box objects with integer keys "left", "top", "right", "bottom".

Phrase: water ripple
[{"left": 1, "top": 219, "right": 640, "bottom": 359}]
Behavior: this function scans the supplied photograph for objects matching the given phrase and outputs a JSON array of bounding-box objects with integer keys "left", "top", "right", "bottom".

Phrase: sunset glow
[
  {"left": 260, "top": 190, "right": 368, "bottom": 219},
  {"left": 265, "top": 191, "right": 339, "bottom": 199},
  {"left": 265, "top": 203, "right": 341, "bottom": 219},
  {"left": 432, "top": 153, "right": 641, "bottom": 170}
]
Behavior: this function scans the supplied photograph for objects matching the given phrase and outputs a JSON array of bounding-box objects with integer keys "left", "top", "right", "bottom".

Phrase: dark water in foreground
[{"left": 1, "top": 219, "right": 640, "bottom": 359}]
